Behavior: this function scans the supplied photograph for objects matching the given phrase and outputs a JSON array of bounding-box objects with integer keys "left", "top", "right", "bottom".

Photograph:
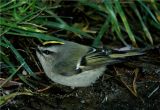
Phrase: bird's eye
[{"left": 42, "top": 50, "right": 53, "bottom": 55}]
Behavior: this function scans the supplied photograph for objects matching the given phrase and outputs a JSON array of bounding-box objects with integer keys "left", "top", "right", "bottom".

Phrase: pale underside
[{"left": 46, "top": 66, "right": 106, "bottom": 87}]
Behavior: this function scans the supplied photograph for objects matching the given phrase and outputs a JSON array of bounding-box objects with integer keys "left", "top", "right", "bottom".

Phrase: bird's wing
[{"left": 77, "top": 48, "right": 143, "bottom": 71}]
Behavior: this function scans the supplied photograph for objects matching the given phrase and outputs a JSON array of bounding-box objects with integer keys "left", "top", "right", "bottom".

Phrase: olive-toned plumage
[{"left": 36, "top": 40, "right": 142, "bottom": 87}]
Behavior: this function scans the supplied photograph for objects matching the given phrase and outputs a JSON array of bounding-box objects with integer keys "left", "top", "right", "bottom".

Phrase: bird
[{"left": 36, "top": 40, "right": 144, "bottom": 87}]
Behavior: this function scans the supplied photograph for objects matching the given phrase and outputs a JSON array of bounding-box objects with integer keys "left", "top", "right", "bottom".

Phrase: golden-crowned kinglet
[{"left": 36, "top": 40, "right": 142, "bottom": 87}]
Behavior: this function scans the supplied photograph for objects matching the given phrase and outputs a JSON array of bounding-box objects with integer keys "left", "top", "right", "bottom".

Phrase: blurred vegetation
[{"left": 0, "top": 0, "right": 160, "bottom": 91}]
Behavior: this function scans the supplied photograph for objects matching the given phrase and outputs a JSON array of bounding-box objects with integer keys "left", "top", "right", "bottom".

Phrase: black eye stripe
[{"left": 42, "top": 50, "right": 53, "bottom": 55}]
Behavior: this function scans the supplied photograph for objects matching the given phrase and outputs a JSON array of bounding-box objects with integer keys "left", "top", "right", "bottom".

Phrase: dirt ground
[{"left": 1, "top": 61, "right": 160, "bottom": 110}]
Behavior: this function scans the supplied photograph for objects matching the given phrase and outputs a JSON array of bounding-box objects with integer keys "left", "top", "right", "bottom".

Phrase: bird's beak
[
  {"left": 30, "top": 47, "right": 42, "bottom": 55},
  {"left": 36, "top": 46, "right": 43, "bottom": 55}
]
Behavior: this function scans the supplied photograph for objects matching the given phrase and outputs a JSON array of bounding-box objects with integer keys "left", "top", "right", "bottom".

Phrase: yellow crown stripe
[{"left": 42, "top": 41, "right": 65, "bottom": 45}]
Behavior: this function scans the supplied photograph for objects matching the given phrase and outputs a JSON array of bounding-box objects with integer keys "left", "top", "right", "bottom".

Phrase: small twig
[
  {"left": 132, "top": 68, "right": 139, "bottom": 96},
  {"left": 37, "top": 85, "right": 54, "bottom": 93},
  {"left": 113, "top": 66, "right": 138, "bottom": 97},
  {"left": 148, "top": 85, "right": 159, "bottom": 98}
]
